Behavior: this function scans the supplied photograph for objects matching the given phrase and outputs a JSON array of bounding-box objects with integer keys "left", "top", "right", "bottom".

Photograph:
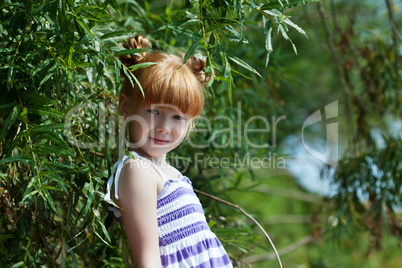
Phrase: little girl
[{"left": 104, "top": 35, "right": 232, "bottom": 267}]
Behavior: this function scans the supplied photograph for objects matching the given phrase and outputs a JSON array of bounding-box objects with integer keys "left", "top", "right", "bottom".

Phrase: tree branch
[{"left": 194, "top": 188, "right": 283, "bottom": 268}]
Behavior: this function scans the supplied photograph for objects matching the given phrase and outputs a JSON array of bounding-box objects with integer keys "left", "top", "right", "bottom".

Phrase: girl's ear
[{"left": 119, "top": 94, "right": 129, "bottom": 116}]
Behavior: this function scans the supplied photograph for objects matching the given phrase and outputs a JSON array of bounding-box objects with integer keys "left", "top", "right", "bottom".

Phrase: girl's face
[{"left": 126, "top": 103, "right": 191, "bottom": 158}]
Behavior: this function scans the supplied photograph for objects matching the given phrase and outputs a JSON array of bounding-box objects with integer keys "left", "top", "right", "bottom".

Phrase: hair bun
[
  {"left": 119, "top": 35, "right": 152, "bottom": 67},
  {"left": 185, "top": 56, "right": 208, "bottom": 86}
]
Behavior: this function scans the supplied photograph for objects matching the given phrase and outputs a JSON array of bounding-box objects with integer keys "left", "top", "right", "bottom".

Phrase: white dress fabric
[{"left": 104, "top": 151, "right": 233, "bottom": 268}]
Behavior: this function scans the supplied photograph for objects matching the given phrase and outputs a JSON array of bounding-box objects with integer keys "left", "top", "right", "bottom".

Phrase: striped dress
[{"left": 104, "top": 151, "right": 232, "bottom": 268}]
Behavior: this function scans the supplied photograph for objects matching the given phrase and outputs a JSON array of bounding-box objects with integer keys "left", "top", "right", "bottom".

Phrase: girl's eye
[
  {"left": 148, "top": 109, "right": 159, "bottom": 115},
  {"left": 173, "top": 115, "right": 184, "bottom": 120}
]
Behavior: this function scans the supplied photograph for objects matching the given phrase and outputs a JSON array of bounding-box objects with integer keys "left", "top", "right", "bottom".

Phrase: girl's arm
[{"left": 117, "top": 159, "right": 162, "bottom": 267}]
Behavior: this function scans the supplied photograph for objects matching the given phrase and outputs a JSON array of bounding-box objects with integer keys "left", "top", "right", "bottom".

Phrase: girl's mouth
[{"left": 150, "top": 137, "right": 170, "bottom": 145}]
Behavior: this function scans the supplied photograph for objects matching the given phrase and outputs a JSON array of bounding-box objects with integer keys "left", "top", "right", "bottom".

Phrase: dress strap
[
  {"left": 104, "top": 154, "right": 132, "bottom": 202},
  {"left": 104, "top": 151, "right": 168, "bottom": 202}
]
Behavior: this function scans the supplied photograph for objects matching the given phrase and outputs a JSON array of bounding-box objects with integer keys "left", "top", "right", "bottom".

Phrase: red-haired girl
[{"left": 105, "top": 35, "right": 232, "bottom": 267}]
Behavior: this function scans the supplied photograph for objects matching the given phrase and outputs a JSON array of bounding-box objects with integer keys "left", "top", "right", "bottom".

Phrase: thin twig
[
  {"left": 194, "top": 188, "right": 283, "bottom": 268},
  {"left": 329, "top": 0, "right": 342, "bottom": 34}
]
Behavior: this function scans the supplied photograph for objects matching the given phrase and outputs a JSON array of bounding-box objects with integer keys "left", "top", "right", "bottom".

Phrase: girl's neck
[{"left": 129, "top": 148, "right": 167, "bottom": 167}]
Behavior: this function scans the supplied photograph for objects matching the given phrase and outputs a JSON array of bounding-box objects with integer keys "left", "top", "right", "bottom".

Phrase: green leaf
[
  {"left": 39, "top": 64, "right": 58, "bottom": 87},
  {"left": 260, "top": 0, "right": 319, "bottom": 10},
  {"left": 62, "top": 240, "right": 78, "bottom": 268},
  {"left": 0, "top": 102, "right": 18, "bottom": 109},
  {"left": 263, "top": 16, "right": 273, "bottom": 67},
  {"left": 32, "top": 58, "right": 54, "bottom": 77},
  {"left": 41, "top": 131, "right": 70, "bottom": 151},
  {"left": 157, "top": 25, "right": 202, "bottom": 40},
  {"left": 278, "top": 23, "right": 297, "bottom": 54},
  {"left": 224, "top": 25, "right": 240, "bottom": 37},
  {"left": 182, "top": 39, "right": 200, "bottom": 65},
  {"left": 128, "top": 62, "right": 158, "bottom": 71},
  {"left": 31, "top": 0, "right": 57, "bottom": 15},
  {"left": 0, "top": 106, "right": 20, "bottom": 141},
  {"left": 68, "top": 45, "right": 74, "bottom": 67},
  {"left": 76, "top": 18, "right": 94, "bottom": 38},
  {"left": 18, "top": 107, "right": 28, "bottom": 123},
  {"left": 33, "top": 144, "right": 72, "bottom": 156},
  {"left": 41, "top": 172, "right": 69, "bottom": 193},
  {"left": 228, "top": 56, "right": 261, "bottom": 78},
  {"left": 96, "top": 216, "right": 111, "bottom": 242},
  {"left": 114, "top": 48, "right": 149, "bottom": 56},
  {"left": 218, "top": 43, "right": 227, "bottom": 67},
  {"left": 263, "top": 16, "right": 273, "bottom": 52},
  {"left": 31, "top": 123, "right": 65, "bottom": 133},
  {"left": 66, "top": 235, "right": 89, "bottom": 254},
  {"left": 11, "top": 262, "right": 24, "bottom": 268},
  {"left": 28, "top": 106, "right": 65, "bottom": 119},
  {"left": 0, "top": 234, "right": 14, "bottom": 242},
  {"left": 283, "top": 17, "right": 307, "bottom": 37},
  {"left": 41, "top": 187, "right": 57, "bottom": 212},
  {"left": 122, "top": 65, "right": 145, "bottom": 97},
  {"left": 114, "top": 60, "right": 121, "bottom": 92},
  {"left": 170, "top": 19, "right": 200, "bottom": 27},
  {"left": 60, "top": 252, "right": 66, "bottom": 268},
  {"left": 94, "top": 230, "right": 111, "bottom": 246},
  {"left": 43, "top": 162, "right": 75, "bottom": 170},
  {"left": 205, "top": 23, "right": 228, "bottom": 33},
  {"left": 21, "top": 189, "right": 39, "bottom": 204},
  {"left": 231, "top": 68, "right": 252, "bottom": 80},
  {"left": 100, "top": 30, "right": 137, "bottom": 39},
  {"left": 20, "top": 90, "right": 58, "bottom": 105},
  {"left": 81, "top": 182, "right": 94, "bottom": 215}
]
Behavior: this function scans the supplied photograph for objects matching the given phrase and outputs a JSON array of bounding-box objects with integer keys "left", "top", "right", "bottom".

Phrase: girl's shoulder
[
  {"left": 116, "top": 158, "right": 163, "bottom": 206},
  {"left": 120, "top": 157, "right": 160, "bottom": 180},
  {"left": 119, "top": 157, "right": 166, "bottom": 196}
]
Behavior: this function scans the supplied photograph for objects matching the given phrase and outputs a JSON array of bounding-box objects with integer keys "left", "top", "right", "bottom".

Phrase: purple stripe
[
  {"left": 157, "top": 187, "right": 195, "bottom": 209},
  {"left": 195, "top": 255, "right": 232, "bottom": 268},
  {"left": 158, "top": 203, "right": 204, "bottom": 226},
  {"left": 181, "top": 176, "right": 193, "bottom": 185},
  {"left": 161, "top": 237, "right": 225, "bottom": 265},
  {"left": 159, "top": 221, "right": 210, "bottom": 246}
]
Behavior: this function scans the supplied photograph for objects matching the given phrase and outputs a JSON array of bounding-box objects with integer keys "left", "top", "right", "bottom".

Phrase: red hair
[{"left": 119, "top": 36, "right": 206, "bottom": 118}]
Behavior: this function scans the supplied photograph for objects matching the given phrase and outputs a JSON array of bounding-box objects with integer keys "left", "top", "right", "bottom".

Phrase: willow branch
[
  {"left": 329, "top": 0, "right": 342, "bottom": 34},
  {"left": 194, "top": 188, "right": 283, "bottom": 268}
]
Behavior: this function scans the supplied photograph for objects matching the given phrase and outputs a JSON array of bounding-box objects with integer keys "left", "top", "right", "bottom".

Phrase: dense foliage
[{"left": 0, "top": 0, "right": 400, "bottom": 267}]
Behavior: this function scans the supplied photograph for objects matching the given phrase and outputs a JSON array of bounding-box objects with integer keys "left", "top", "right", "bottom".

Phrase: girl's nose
[{"left": 156, "top": 120, "right": 171, "bottom": 134}]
